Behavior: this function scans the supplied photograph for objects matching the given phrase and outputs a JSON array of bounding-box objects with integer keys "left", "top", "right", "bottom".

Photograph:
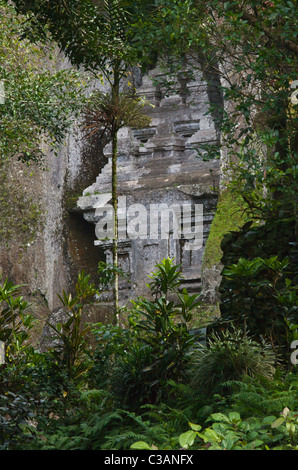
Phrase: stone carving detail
[{"left": 77, "top": 64, "right": 222, "bottom": 303}]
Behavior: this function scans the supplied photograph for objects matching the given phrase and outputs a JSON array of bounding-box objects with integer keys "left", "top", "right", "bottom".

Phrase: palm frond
[{"left": 83, "top": 90, "right": 151, "bottom": 142}]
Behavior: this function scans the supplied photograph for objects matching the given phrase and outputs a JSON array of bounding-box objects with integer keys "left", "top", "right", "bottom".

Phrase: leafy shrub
[
  {"left": 219, "top": 218, "right": 298, "bottom": 359},
  {"left": 176, "top": 408, "right": 298, "bottom": 450},
  {"left": 88, "top": 322, "right": 136, "bottom": 389},
  {"left": 0, "top": 391, "right": 38, "bottom": 450},
  {"left": 110, "top": 343, "right": 160, "bottom": 407},
  {"left": 0, "top": 273, "right": 98, "bottom": 449},
  {"left": 227, "top": 371, "right": 298, "bottom": 419},
  {"left": 31, "top": 400, "right": 174, "bottom": 451},
  {"left": 132, "top": 407, "right": 298, "bottom": 451},
  {"left": 47, "top": 270, "right": 98, "bottom": 380},
  {"left": 109, "top": 258, "right": 200, "bottom": 407},
  {"left": 189, "top": 328, "right": 276, "bottom": 396},
  {"left": 2, "top": 264, "right": 297, "bottom": 451},
  {"left": 0, "top": 279, "right": 34, "bottom": 358}
]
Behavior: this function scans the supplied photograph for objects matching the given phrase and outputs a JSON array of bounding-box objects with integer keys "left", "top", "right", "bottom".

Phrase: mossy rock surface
[
  {"left": 202, "top": 189, "right": 250, "bottom": 271},
  {"left": 0, "top": 158, "right": 42, "bottom": 245}
]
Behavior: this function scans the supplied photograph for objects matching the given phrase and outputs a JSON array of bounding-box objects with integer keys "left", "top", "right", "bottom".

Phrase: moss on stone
[
  {"left": 202, "top": 189, "right": 251, "bottom": 271},
  {"left": 0, "top": 159, "right": 42, "bottom": 245},
  {"left": 64, "top": 193, "right": 81, "bottom": 212}
]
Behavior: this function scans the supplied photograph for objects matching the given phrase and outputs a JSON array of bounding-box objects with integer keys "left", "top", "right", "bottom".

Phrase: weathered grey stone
[
  {"left": 0, "top": 58, "right": 223, "bottom": 348},
  {"left": 77, "top": 63, "right": 223, "bottom": 305}
]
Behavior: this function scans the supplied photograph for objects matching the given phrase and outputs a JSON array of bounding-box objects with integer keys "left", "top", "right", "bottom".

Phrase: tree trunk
[
  {"left": 111, "top": 66, "right": 120, "bottom": 325},
  {"left": 111, "top": 126, "right": 119, "bottom": 325}
]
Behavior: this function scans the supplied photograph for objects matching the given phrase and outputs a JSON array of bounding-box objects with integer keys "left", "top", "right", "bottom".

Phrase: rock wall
[
  {"left": 0, "top": 140, "right": 71, "bottom": 344},
  {"left": 0, "top": 61, "right": 223, "bottom": 346}
]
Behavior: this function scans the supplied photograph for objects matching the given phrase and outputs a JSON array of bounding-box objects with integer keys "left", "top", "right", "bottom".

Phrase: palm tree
[
  {"left": 83, "top": 89, "right": 151, "bottom": 324},
  {"left": 11, "top": 0, "right": 153, "bottom": 324}
]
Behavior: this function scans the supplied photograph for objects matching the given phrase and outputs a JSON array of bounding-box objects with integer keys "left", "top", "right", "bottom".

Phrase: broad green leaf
[
  {"left": 271, "top": 417, "right": 285, "bottom": 428},
  {"left": 189, "top": 422, "right": 202, "bottom": 432},
  {"left": 228, "top": 412, "right": 241, "bottom": 423},
  {"left": 210, "top": 413, "right": 231, "bottom": 423},
  {"left": 203, "top": 428, "right": 221, "bottom": 443},
  {"left": 131, "top": 441, "right": 155, "bottom": 450},
  {"left": 179, "top": 430, "right": 197, "bottom": 449}
]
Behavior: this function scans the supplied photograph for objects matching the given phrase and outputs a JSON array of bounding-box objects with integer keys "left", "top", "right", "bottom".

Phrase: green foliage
[
  {"left": 88, "top": 321, "right": 136, "bottom": 389},
  {"left": 175, "top": 408, "right": 298, "bottom": 450},
  {"left": 97, "top": 261, "right": 130, "bottom": 289},
  {"left": 32, "top": 402, "right": 177, "bottom": 450},
  {"left": 0, "top": 158, "right": 42, "bottom": 244},
  {"left": 0, "top": 390, "right": 39, "bottom": 450},
  {"left": 1, "top": 272, "right": 298, "bottom": 451},
  {"left": 205, "top": 1, "right": 298, "bottom": 221},
  {"left": 12, "top": 0, "right": 141, "bottom": 76},
  {"left": 83, "top": 90, "right": 151, "bottom": 142},
  {"left": 227, "top": 373, "right": 298, "bottom": 420},
  {"left": 110, "top": 343, "right": 159, "bottom": 407},
  {"left": 132, "top": 402, "right": 298, "bottom": 450},
  {"left": 109, "top": 259, "right": 200, "bottom": 406},
  {"left": 47, "top": 271, "right": 98, "bottom": 380},
  {"left": 0, "top": 0, "right": 88, "bottom": 161},
  {"left": 189, "top": 328, "right": 276, "bottom": 397},
  {"left": 202, "top": 189, "right": 252, "bottom": 270},
  {"left": 146, "top": 257, "right": 184, "bottom": 298},
  {"left": 0, "top": 279, "right": 35, "bottom": 362},
  {"left": 1, "top": 0, "right": 298, "bottom": 452},
  {"left": 132, "top": 414, "right": 298, "bottom": 450},
  {"left": 219, "top": 251, "right": 298, "bottom": 357}
]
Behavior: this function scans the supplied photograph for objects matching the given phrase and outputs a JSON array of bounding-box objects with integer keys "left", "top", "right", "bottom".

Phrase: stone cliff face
[
  {"left": 0, "top": 139, "right": 71, "bottom": 343},
  {"left": 0, "top": 62, "right": 223, "bottom": 346}
]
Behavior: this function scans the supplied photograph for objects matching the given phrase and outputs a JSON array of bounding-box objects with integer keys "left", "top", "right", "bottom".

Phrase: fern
[
  {"left": 83, "top": 410, "right": 124, "bottom": 438},
  {"left": 227, "top": 374, "right": 298, "bottom": 418},
  {"left": 102, "top": 430, "right": 152, "bottom": 450},
  {"left": 141, "top": 403, "right": 189, "bottom": 433},
  {"left": 101, "top": 415, "right": 176, "bottom": 450},
  {"left": 189, "top": 328, "right": 276, "bottom": 396}
]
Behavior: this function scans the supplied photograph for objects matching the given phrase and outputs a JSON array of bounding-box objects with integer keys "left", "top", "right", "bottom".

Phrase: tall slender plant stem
[{"left": 111, "top": 65, "right": 120, "bottom": 325}]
